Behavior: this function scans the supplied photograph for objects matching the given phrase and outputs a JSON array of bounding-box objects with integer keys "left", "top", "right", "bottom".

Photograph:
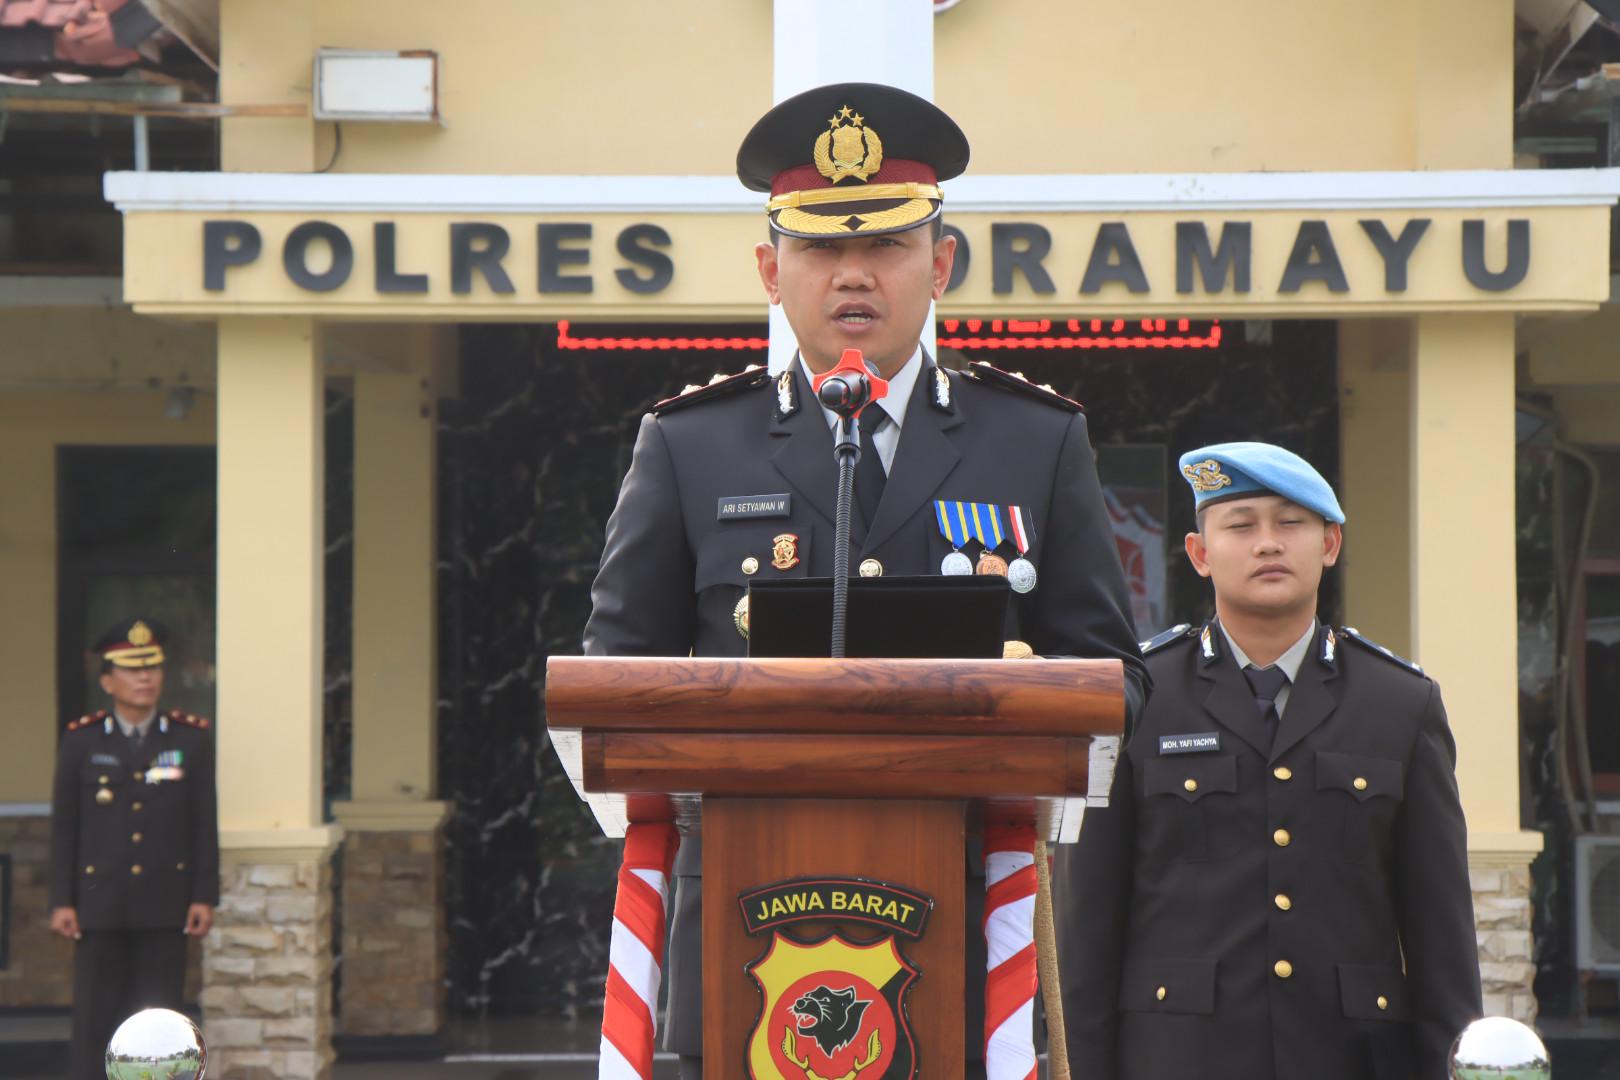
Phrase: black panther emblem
[{"left": 789, "top": 985, "right": 871, "bottom": 1056}]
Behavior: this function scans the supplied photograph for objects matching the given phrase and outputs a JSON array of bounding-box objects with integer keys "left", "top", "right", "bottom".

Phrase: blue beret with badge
[{"left": 1177, "top": 441, "right": 1345, "bottom": 524}]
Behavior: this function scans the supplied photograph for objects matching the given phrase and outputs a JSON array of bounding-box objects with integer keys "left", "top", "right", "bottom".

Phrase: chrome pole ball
[
  {"left": 105, "top": 1007, "right": 207, "bottom": 1080},
  {"left": 1449, "top": 1016, "right": 1551, "bottom": 1080}
]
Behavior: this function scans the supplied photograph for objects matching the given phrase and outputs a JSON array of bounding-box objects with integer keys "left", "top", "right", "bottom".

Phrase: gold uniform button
[
  {"left": 1155, "top": 986, "right": 1167, "bottom": 1001},
  {"left": 858, "top": 558, "right": 883, "bottom": 578},
  {"left": 1376, "top": 995, "right": 1389, "bottom": 1011},
  {"left": 1353, "top": 776, "right": 1368, "bottom": 791},
  {"left": 1273, "top": 766, "right": 1292, "bottom": 781},
  {"left": 176, "top": 862, "right": 186, "bottom": 871},
  {"left": 84, "top": 866, "right": 95, "bottom": 875},
  {"left": 1274, "top": 893, "right": 1292, "bottom": 911},
  {"left": 132, "top": 833, "right": 143, "bottom": 844},
  {"left": 133, "top": 771, "right": 143, "bottom": 782},
  {"left": 1274, "top": 959, "right": 1293, "bottom": 979},
  {"left": 130, "top": 865, "right": 142, "bottom": 876},
  {"left": 95, "top": 789, "right": 114, "bottom": 805},
  {"left": 741, "top": 557, "right": 760, "bottom": 576},
  {"left": 131, "top": 802, "right": 143, "bottom": 812},
  {"left": 98, "top": 775, "right": 109, "bottom": 784},
  {"left": 1273, "top": 828, "right": 1291, "bottom": 848},
  {"left": 1183, "top": 778, "right": 1198, "bottom": 793}
]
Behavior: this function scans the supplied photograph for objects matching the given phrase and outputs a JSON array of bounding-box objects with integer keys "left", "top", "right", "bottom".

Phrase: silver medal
[
  {"left": 941, "top": 550, "right": 974, "bottom": 575},
  {"left": 1008, "top": 556, "right": 1038, "bottom": 594}
]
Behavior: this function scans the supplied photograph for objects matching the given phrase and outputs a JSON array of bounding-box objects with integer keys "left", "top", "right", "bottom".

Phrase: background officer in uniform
[
  {"left": 49, "top": 618, "right": 219, "bottom": 1080},
  {"left": 1056, "top": 443, "right": 1480, "bottom": 1080},
  {"left": 585, "top": 82, "right": 1147, "bottom": 1078}
]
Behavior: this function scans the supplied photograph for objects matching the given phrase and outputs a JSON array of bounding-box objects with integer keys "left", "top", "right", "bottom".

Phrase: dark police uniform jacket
[
  {"left": 1055, "top": 621, "right": 1481, "bottom": 1080},
  {"left": 49, "top": 709, "right": 220, "bottom": 929},
  {"left": 584, "top": 358, "right": 1148, "bottom": 1056}
]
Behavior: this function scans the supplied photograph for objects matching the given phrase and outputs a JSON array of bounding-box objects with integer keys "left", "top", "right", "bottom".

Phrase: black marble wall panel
[
  {"left": 1518, "top": 419, "right": 1578, "bottom": 1016},
  {"left": 433, "top": 320, "right": 1340, "bottom": 1019},
  {"left": 325, "top": 388, "right": 355, "bottom": 808},
  {"left": 436, "top": 326, "right": 750, "bottom": 1018},
  {"left": 323, "top": 388, "right": 355, "bottom": 1015}
]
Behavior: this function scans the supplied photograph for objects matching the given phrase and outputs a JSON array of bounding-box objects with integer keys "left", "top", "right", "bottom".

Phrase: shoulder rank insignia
[
  {"left": 773, "top": 369, "right": 799, "bottom": 421},
  {"left": 1319, "top": 625, "right": 1338, "bottom": 666},
  {"left": 929, "top": 366, "right": 955, "bottom": 414},
  {"left": 1139, "top": 623, "right": 1194, "bottom": 656},
  {"left": 167, "top": 708, "right": 211, "bottom": 730},
  {"left": 67, "top": 710, "right": 110, "bottom": 733},
  {"left": 1340, "top": 627, "right": 1424, "bottom": 675},
  {"left": 650, "top": 365, "right": 768, "bottom": 416},
  {"left": 960, "top": 362, "right": 1083, "bottom": 412}
]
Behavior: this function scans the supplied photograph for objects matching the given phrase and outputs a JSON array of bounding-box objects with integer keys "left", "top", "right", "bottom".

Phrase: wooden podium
[{"left": 547, "top": 656, "right": 1123, "bottom": 1079}]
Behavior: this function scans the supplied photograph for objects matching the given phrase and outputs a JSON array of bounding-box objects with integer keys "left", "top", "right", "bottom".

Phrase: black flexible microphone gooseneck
[{"left": 810, "top": 350, "right": 889, "bottom": 658}]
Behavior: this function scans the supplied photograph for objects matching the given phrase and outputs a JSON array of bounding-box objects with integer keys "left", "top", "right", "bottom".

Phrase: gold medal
[
  {"left": 733, "top": 594, "right": 750, "bottom": 639},
  {"left": 976, "top": 551, "right": 1009, "bottom": 577}
]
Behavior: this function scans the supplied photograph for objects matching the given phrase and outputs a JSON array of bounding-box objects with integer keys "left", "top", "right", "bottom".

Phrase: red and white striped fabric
[
  {"left": 600, "top": 822, "right": 680, "bottom": 1080},
  {"left": 984, "top": 823, "right": 1038, "bottom": 1080}
]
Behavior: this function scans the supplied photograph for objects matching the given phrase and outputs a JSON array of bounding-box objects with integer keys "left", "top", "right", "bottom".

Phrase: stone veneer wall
[
  {"left": 337, "top": 827, "right": 446, "bottom": 1035},
  {"left": 1472, "top": 858, "right": 1537, "bottom": 1022},
  {"left": 0, "top": 814, "right": 71, "bottom": 1006},
  {"left": 201, "top": 855, "right": 335, "bottom": 1080}
]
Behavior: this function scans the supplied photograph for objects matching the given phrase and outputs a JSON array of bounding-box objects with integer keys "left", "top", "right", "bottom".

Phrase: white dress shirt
[{"left": 1220, "top": 619, "right": 1317, "bottom": 718}]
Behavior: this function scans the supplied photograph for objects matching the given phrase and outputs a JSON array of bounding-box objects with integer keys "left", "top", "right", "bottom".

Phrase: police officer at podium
[
  {"left": 1056, "top": 444, "right": 1480, "bottom": 1080},
  {"left": 49, "top": 618, "right": 218, "bottom": 1080},
  {"left": 585, "top": 82, "right": 1147, "bottom": 1079}
]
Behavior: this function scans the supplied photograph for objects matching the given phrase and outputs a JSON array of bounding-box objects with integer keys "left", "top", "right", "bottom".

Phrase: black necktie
[
  {"left": 127, "top": 728, "right": 145, "bottom": 755},
  {"left": 1242, "top": 665, "right": 1289, "bottom": 750},
  {"left": 855, "top": 408, "right": 890, "bottom": 528}
]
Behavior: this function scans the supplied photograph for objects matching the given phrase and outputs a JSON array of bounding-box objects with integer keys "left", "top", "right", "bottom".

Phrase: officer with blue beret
[{"left": 1055, "top": 443, "right": 1481, "bottom": 1080}]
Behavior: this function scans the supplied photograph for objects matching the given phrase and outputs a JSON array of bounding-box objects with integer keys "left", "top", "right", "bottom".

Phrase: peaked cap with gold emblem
[
  {"left": 1177, "top": 442, "right": 1345, "bottom": 523},
  {"left": 93, "top": 616, "right": 169, "bottom": 669},
  {"left": 736, "top": 82, "right": 970, "bottom": 238}
]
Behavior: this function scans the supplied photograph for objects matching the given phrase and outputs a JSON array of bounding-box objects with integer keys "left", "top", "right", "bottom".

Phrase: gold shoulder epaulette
[
  {"left": 651, "top": 365, "right": 769, "bottom": 416},
  {"left": 1340, "top": 627, "right": 1424, "bottom": 676},
  {"left": 68, "top": 710, "right": 109, "bottom": 732},
  {"left": 960, "top": 362, "right": 1083, "bottom": 413},
  {"left": 169, "top": 708, "right": 211, "bottom": 730}
]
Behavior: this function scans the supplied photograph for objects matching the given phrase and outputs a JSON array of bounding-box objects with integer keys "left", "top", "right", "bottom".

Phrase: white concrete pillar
[
  {"left": 210, "top": 315, "right": 338, "bottom": 1080},
  {"left": 329, "top": 338, "right": 450, "bottom": 1039},
  {"left": 216, "top": 316, "right": 329, "bottom": 842},
  {"left": 1408, "top": 313, "right": 1533, "bottom": 848},
  {"left": 767, "top": 0, "right": 938, "bottom": 374}
]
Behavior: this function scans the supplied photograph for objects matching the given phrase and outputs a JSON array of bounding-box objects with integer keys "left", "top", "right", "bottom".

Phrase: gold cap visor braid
[
  {"left": 104, "top": 645, "right": 165, "bottom": 668},
  {"left": 770, "top": 198, "right": 940, "bottom": 239}
]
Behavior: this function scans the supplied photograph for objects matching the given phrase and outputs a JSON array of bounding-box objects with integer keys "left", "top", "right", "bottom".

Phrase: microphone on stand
[{"left": 810, "top": 350, "right": 889, "bottom": 658}]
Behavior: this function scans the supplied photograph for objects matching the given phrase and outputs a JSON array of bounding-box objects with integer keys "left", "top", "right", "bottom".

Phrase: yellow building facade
[{"left": 3, "top": 1, "right": 1619, "bottom": 1076}]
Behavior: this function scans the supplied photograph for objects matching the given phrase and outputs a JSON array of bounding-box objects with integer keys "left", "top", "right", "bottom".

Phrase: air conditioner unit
[{"left": 1575, "top": 835, "right": 1620, "bottom": 973}]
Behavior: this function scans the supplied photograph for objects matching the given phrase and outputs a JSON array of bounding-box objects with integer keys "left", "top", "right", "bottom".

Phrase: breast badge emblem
[{"left": 740, "top": 878, "right": 930, "bottom": 1080}]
